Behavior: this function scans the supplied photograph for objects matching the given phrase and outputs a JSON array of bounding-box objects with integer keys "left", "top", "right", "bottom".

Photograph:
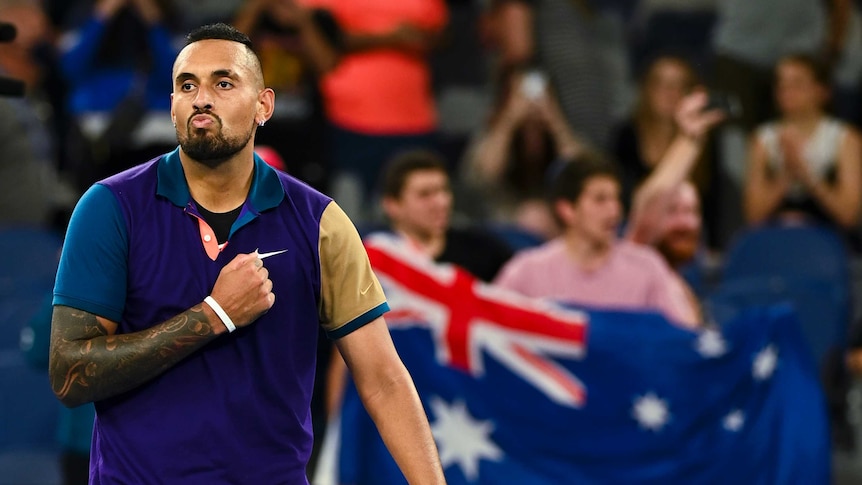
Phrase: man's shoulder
[
  {"left": 503, "top": 238, "right": 564, "bottom": 269},
  {"left": 615, "top": 240, "right": 668, "bottom": 267},
  {"left": 268, "top": 170, "right": 334, "bottom": 224},
  {"left": 276, "top": 170, "right": 332, "bottom": 203},
  {"left": 615, "top": 241, "right": 677, "bottom": 281},
  {"left": 98, "top": 155, "right": 163, "bottom": 190}
]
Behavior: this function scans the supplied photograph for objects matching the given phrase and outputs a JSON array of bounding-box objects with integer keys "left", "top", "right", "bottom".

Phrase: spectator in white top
[{"left": 744, "top": 53, "right": 862, "bottom": 234}]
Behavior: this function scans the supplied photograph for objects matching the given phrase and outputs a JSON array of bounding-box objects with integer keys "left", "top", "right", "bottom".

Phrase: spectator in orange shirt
[
  {"left": 303, "top": 0, "right": 448, "bottom": 222},
  {"left": 233, "top": 0, "right": 342, "bottom": 190}
]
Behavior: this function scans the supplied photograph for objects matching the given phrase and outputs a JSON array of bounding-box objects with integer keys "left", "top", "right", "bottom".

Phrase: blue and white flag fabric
[{"left": 330, "top": 234, "right": 830, "bottom": 484}]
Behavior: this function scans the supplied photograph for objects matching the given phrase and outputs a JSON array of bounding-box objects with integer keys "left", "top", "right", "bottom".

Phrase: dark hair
[
  {"left": 186, "top": 23, "right": 255, "bottom": 51},
  {"left": 635, "top": 51, "right": 700, "bottom": 87},
  {"left": 778, "top": 52, "right": 831, "bottom": 87},
  {"left": 382, "top": 150, "right": 448, "bottom": 199},
  {"left": 634, "top": 53, "right": 699, "bottom": 125},
  {"left": 548, "top": 152, "right": 620, "bottom": 204}
]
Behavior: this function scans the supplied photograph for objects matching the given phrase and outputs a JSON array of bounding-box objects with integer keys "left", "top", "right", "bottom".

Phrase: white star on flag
[
  {"left": 695, "top": 328, "right": 728, "bottom": 358},
  {"left": 723, "top": 409, "right": 745, "bottom": 432},
  {"left": 632, "top": 392, "right": 671, "bottom": 432},
  {"left": 429, "top": 397, "right": 503, "bottom": 480},
  {"left": 753, "top": 344, "right": 778, "bottom": 381}
]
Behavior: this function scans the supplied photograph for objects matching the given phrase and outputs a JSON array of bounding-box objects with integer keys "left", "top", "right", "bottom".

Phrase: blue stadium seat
[
  {"left": 0, "top": 226, "right": 63, "bottom": 348},
  {"left": 708, "top": 275, "right": 847, "bottom": 367},
  {"left": 722, "top": 224, "right": 850, "bottom": 284},
  {"left": 0, "top": 226, "right": 64, "bottom": 454},
  {"left": 709, "top": 223, "right": 852, "bottom": 366},
  {"left": 485, "top": 223, "right": 546, "bottom": 252}
]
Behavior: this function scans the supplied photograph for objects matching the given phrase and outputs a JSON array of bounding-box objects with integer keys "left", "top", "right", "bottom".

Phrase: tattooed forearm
[{"left": 49, "top": 304, "right": 219, "bottom": 408}]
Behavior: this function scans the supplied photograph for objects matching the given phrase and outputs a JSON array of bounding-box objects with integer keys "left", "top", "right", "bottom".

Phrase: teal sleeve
[
  {"left": 53, "top": 184, "right": 128, "bottom": 322},
  {"left": 327, "top": 302, "right": 390, "bottom": 340}
]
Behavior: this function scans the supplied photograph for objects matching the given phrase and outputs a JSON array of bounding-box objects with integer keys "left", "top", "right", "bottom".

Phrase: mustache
[{"left": 664, "top": 226, "right": 699, "bottom": 238}]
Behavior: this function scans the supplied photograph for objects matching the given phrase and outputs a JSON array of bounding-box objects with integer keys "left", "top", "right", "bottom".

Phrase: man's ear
[
  {"left": 381, "top": 195, "right": 400, "bottom": 221},
  {"left": 554, "top": 198, "right": 576, "bottom": 227},
  {"left": 257, "top": 88, "right": 276, "bottom": 126}
]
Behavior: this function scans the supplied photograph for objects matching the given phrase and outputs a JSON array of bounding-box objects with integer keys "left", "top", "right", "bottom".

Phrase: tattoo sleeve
[{"left": 49, "top": 304, "right": 219, "bottom": 408}]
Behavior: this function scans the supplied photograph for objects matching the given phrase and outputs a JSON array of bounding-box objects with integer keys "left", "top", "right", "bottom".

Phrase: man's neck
[
  {"left": 563, "top": 231, "right": 614, "bottom": 271},
  {"left": 397, "top": 227, "right": 447, "bottom": 259},
  {"left": 180, "top": 148, "right": 255, "bottom": 212}
]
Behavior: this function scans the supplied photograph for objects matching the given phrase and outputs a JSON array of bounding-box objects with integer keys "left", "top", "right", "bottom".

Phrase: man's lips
[{"left": 190, "top": 114, "right": 216, "bottom": 129}]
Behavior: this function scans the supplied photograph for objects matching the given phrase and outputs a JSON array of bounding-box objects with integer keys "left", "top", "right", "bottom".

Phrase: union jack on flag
[{"left": 366, "top": 234, "right": 588, "bottom": 407}]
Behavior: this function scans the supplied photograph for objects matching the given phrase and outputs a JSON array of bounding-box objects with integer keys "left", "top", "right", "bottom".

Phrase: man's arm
[
  {"left": 316, "top": 201, "right": 443, "bottom": 482},
  {"left": 233, "top": 0, "right": 340, "bottom": 74},
  {"left": 626, "top": 91, "right": 724, "bottom": 245},
  {"left": 341, "top": 0, "right": 447, "bottom": 55},
  {"left": 49, "top": 304, "right": 222, "bottom": 408},
  {"left": 293, "top": 7, "right": 342, "bottom": 74},
  {"left": 343, "top": 23, "right": 439, "bottom": 55},
  {"left": 50, "top": 251, "right": 275, "bottom": 408},
  {"left": 232, "top": 0, "right": 268, "bottom": 35},
  {"left": 59, "top": 0, "right": 123, "bottom": 83},
  {"left": 335, "top": 317, "right": 445, "bottom": 484}
]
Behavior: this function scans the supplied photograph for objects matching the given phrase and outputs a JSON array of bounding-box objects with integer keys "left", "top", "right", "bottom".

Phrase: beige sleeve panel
[{"left": 318, "top": 201, "right": 388, "bottom": 337}]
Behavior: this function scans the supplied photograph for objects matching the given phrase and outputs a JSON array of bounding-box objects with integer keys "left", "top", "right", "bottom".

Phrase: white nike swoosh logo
[
  {"left": 360, "top": 282, "right": 374, "bottom": 295},
  {"left": 258, "top": 249, "right": 289, "bottom": 260}
]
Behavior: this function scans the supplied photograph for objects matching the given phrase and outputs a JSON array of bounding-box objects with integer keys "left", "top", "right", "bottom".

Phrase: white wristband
[{"left": 204, "top": 296, "right": 236, "bottom": 333}]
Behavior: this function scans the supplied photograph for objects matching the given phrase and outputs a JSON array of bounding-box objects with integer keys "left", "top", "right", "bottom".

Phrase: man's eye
[
  {"left": 217, "top": 81, "right": 233, "bottom": 88},
  {"left": 181, "top": 83, "right": 195, "bottom": 91}
]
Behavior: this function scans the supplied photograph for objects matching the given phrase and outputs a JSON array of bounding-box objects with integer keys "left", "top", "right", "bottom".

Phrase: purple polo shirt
[{"left": 54, "top": 147, "right": 388, "bottom": 483}]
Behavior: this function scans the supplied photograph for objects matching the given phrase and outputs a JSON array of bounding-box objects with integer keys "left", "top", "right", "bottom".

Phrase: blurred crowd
[
  {"left": 1, "top": 0, "right": 861, "bottom": 252},
  {"left": 4, "top": 0, "right": 862, "bottom": 482}
]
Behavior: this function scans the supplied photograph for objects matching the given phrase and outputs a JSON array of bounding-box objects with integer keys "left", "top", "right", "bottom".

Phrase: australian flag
[{"left": 316, "top": 234, "right": 830, "bottom": 484}]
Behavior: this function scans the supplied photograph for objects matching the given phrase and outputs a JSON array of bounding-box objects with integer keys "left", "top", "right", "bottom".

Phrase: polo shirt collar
[{"left": 156, "top": 146, "right": 285, "bottom": 213}]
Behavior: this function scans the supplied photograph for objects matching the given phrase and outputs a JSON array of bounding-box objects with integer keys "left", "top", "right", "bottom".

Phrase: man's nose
[
  {"left": 673, "top": 211, "right": 699, "bottom": 229},
  {"left": 193, "top": 85, "right": 214, "bottom": 111}
]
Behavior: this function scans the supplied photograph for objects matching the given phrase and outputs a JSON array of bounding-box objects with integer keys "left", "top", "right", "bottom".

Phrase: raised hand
[
  {"left": 674, "top": 91, "right": 726, "bottom": 142},
  {"left": 498, "top": 73, "right": 537, "bottom": 127}
]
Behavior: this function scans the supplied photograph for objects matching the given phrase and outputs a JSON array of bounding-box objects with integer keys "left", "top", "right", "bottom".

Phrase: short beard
[
  {"left": 656, "top": 230, "right": 699, "bottom": 268},
  {"left": 178, "top": 117, "right": 254, "bottom": 169}
]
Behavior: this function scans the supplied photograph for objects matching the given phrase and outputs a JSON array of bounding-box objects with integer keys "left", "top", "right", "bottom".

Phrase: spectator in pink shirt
[{"left": 493, "top": 154, "right": 700, "bottom": 328}]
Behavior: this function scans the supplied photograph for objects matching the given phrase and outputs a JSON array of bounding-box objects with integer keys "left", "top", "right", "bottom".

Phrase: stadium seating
[
  {"left": 0, "top": 226, "right": 64, "bottom": 472},
  {"left": 708, "top": 223, "right": 852, "bottom": 367}
]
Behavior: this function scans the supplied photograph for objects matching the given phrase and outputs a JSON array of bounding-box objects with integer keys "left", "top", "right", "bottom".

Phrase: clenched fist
[{"left": 206, "top": 251, "right": 275, "bottom": 332}]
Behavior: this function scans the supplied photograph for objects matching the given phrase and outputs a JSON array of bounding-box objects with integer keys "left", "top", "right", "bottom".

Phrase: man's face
[
  {"left": 385, "top": 169, "right": 452, "bottom": 240},
  {"left": 568, "top": 176, "right": 622, "bottom": 247},
  {"left": 171, "top": 39, "right": 264, "bottom": 167},
  {"left": 656, "top": 183, "right": 702, "bottom": 267}
]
